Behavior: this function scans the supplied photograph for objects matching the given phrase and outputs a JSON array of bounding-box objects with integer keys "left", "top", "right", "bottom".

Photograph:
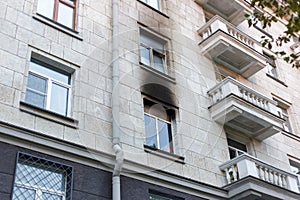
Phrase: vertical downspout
[{"left": 112, "top": 0, "right": 123, "bottom": 200}]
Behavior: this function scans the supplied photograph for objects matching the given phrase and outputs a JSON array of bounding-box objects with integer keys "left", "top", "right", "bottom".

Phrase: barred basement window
[
  {"left": 36, "top": 0, "right": 77, "bottom": 29},
  {"left": 12, "top": 152, "right": 73, "bottom": 200}
]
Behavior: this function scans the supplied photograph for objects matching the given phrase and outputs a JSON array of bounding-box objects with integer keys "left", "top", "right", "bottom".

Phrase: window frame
[
  {"left": 12, "top": 152, "right": 73, "bottom": 200},
  {"left": 139, "top": 28, "right": 169, "bottom": 74},
  {"left": 140, "top": 0, "right": 161, "bottom": 11},
  {"left": 263, "top": 51, "right": 279, "bottom": 78},
  {"left": 143, "top": 97, "right": 175, "bottom": 154},
  {"left": 273, "top": 98, "right": 293, "bottom": 133},
  {"left": 25, "top": 58, "right": 72, "bottom": 117},
  {"left": 227, "top": 138, "right": 247, "bottom": 159},
  {"left": 36, "top": 0, "right": 77, "bottom": 30},
  {"left": 289, "top": 159, "right": 300, "bottom": 193}
]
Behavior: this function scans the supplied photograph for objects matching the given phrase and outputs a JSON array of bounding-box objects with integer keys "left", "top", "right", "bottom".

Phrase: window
[
  {"left": 264, "top": 52, "right": 279, "bottom": 79},
  {"left": 290, "top": 160, "right": 300, "bottom": 192},
  {"left": 140, "top": 0, "right": 161, "bottom": 10},
  {"left": 25, "top": 59, "right": 72, "bottom": 116},
  {"left": 227, "top": 138, "right": 247, "bottom": 159},
  {"left": 274, "top": 99, "right": 292, "bottom": 133},
  {"left": 140, "top": 29, "right": 168, "bottom": 74},
  {"left": 275, "top": 100, "right": 292, "bottom": 132},
  {"left": 143, "top": 98, "right": 175, "bottom": 153},
  {"left": 214, "top": 66, "right": 236, "bottom": 81},
  {"left": 36, "top": 0, "right": 77, "bottom": 29},
  {"left": 12, "top": 152, "right": 73, "bottom": 200}
]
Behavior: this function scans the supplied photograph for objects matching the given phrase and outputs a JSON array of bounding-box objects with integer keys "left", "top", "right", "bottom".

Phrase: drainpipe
[{"left": 112, "top": 0, "right": 123, "bottom": 200}]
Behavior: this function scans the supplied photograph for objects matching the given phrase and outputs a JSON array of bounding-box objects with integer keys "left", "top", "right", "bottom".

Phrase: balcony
[
  {"left": 207, "top": 77, "right": 284, "bottom": 140},
  {"left": 198, "top": 16, "right": 266, "bottom": 78},
  {"left": 291, "top": 42, "right": 300, "bottom": 56},
  {"left": 195, "top": 0, "right": 251, "bottom": 25},
  {"left": 219, "top": 154, "right": 300, "bottom": 200}
]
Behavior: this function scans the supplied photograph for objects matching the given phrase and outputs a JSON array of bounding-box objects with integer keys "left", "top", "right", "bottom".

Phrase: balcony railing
[
  {"left": 208, "top": 77, "right": 278, "bottom": 116},
  {"left": 208, "top": 77, "right": 284, "bottom": 140},
  {"left": 199, "top": 15, "right": 263, "bottom": 53},
  {"left": 291, "top": 42, "right": 300, "bottom": 56},
  {"left": 219, "top": 154, "right": 299, "bottom": 193},
  {"left": 198, "top": 15, "right": 266, "bottom": 78}
]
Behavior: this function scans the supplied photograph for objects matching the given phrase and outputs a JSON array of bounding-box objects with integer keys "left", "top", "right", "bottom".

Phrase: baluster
[
  {"left": 246, "top": 92, "right": 251, "bottom": 102},
  {"left": 257, "top": 98, "right": 262, "bottom": 108},
  {"left": 225, "top": 168, "right": 231, "bottom": 184},
  {"left": 261, "top": 100, "right": 266, "bottom": 110},
  {"left": 278, "top": 174, "right": 283, "bottom": 187},
  {"left": 228, "top": 28, "right": 233, "bottom": 36},
  {"left": 282, "top": 175, "right": 287, "bottom": 188},
  {"left": 239, "top": 89, "right": 244, "bottom": 99},
  {"left": 259, "top": 165, "right": 264, "bottom": 180},
  {"left": 241, "top": 36, "right": 245, "bottom": 44},
  {"left": 232, "top": 165, "right": 238, "bottom": 182},
  {"left": 265, "top": 101, "right": 270, "bottom": 111},
  {"left": 269, "top": 170, "right": 274, "bottom": 183},
  {"left": 254, "top": 95, "right": 259, "bottom": 106},
  {"left": 273, "top": 172, "right": 278, "bottom": 185},
  {"left": 264, "top": 167, "right": 269, "bottom": 182},
  {"left": 249, "top": 93, "right": 254, "bottom": 104}
]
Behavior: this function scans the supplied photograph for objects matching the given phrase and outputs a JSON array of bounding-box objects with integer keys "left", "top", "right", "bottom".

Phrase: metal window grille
[{"left": 12, "top": 152, "right": 73, "bottom": 200}]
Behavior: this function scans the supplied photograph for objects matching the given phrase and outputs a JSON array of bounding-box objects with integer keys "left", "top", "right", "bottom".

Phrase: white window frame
[
  {"left": 264, "top": 52, "right": 280, "bottom": 79},
  {"left": 227, "top": 138, "right": 247, "bottom": 159},
  {"left": 139, "top": 28, "right": 168, "bottom": 74},
  {"left": 26, "top": 60, "right": 72, "bottom": 117},
  {"left": 143, "top": 98, "right": 175, "bottom": 153},
  {"left": 274, "top": 98, "right": 293, "bottom": 133},
  {"left": 290, "top": 160, "right": 300, "bottom": 193},
  {"left": 140, "top": 0, "right": 161, "bottom": 11},
  {"left": 36, "top": 0, "right": 78, "bottom": 29}
]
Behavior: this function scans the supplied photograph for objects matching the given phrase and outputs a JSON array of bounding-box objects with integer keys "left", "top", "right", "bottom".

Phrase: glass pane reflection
[
  {"left": 37, "top": 0, "right": 55, "bottom": 19},
  {"left": 140, "top": 46, "right": 151, "bottom": 66},
  {"left": 50, "top": 83, "right": 68, "bottom": 115},
  {"left": 144, "top": 114, "right": 157, "bottom": 148},
  {"left": 57, "top": 3, "right": 74, "bottom": 28},
  {"left": 158, "top": 120, "right": 172, "bottom": 152}
]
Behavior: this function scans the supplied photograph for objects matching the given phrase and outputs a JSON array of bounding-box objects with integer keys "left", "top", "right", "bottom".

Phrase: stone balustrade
[
  {"left": 219, "top": 154, "right": 299, "bottom": 193},
  {"left": 198, "top": 15, "right": 261, "bottom": 53},
  {"left": 207, "top": 77, "right": 279, "bottom": 116}
]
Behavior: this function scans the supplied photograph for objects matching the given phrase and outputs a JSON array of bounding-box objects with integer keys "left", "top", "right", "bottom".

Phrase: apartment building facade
[{"left": 1, "top": 0, "right": 300, "bottom": 199}]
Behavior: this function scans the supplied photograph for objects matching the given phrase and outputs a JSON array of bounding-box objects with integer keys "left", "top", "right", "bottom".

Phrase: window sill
[
  {"left": 33, "top": 14, "right": 83, "bottom": 41},
  {"left": 144, "top": 145, "right": 185, "bottom": 164},
  {"left": 137, "top": 0, "right": 169, "bottom": 18},
  {"left": 139, "top": 63, "right": 176, "bottom": 84},
  {"left": 266, "top": 73, "right": 288, "bottom": 87},
  {"left": 20, "top": 101, "right": 78, "bottom": 129},
  {"left": 282, "top": 130, "right": 300, "bottom": 142}
]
